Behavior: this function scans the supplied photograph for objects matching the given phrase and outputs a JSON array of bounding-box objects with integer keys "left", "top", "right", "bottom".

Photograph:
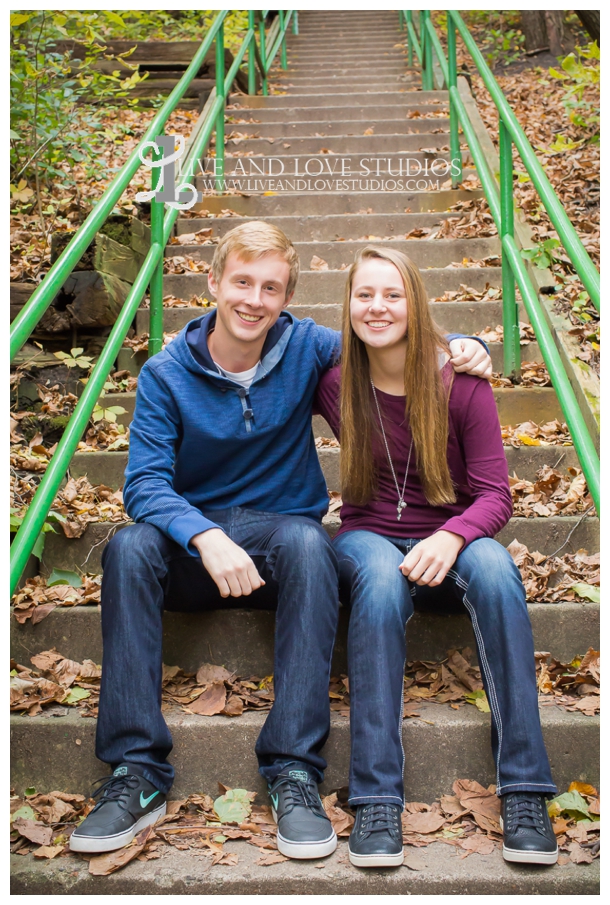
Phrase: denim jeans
[
  {"left": 96, "top": 509, "right": 339, "bottom": 794},
  {"left": 333, "top": 532, "right": 557, "bottom": 807}
]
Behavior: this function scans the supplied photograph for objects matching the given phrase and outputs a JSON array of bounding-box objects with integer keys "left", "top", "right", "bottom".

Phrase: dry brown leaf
[
  {"left": 255, "top": 852, "right": 290, "bottom": 866},
  {"left": 87, "top": 826, "right": 156, "bottom": 875},
  {"left": 402, "top": 811, "right": 446, "bottom": 835},
  {"left": 33, "top": 844, "right": 65, "bottom": 859},
  {"left": 458, "top": 834, "right": 496, "bottom": 856},
  {"left": 187, "top": 683, "right": 227, "bottom": 716},
  {"left": 12, "top": 818, "right": 53, "bottom": 846}
]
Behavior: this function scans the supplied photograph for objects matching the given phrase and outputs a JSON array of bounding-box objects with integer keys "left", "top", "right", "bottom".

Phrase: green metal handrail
[
  {"left": 10, "top": 11, "right": 294, "bottom": 593},
  {"left": 401, "top": 11, "right": 599, "bottom": 513}
]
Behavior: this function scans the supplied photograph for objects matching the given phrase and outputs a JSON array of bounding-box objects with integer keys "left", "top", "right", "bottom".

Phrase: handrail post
[
  {"left": 148, "top": 139, "right": 164, "bottom": 358},
  {"left": 279, "top": 11, "right": 288, "bottom": 69},
  {"left": 500, "top": 117, "right": 521, "bottom": 379},
  {"left": 406, "top": 11, "right": 413, "bottom": 67},
  {"left": 215, "top": 19, "right": 225, "bottom": 193},
  {"left": 248, "top": 12, "right": 256, "bottom": 94},
  {"left": 292, "top": 10, "right": 299, "bottom": 34},
  {"left": 421, "top": 11, "right": 433, "bottom": 90},
  {"left": 447, "top": 12, "right": 462, "bottom": 188},
  {"left": 259, "top": 13, "right": 268, "bottom": 95}
]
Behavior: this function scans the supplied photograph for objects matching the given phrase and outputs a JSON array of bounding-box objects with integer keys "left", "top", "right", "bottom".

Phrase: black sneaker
[
  {"left": 268, "top": 764, "right": 337, "bottom": 859},
  {"left": 69, "top": 764, "right": 167, "bottom": 853},
  {"left": 348, "top": 803, "right": 404, "bottom": 867},
  {"left": 501, "top": 792, "right": 558, "bottom": 864}
]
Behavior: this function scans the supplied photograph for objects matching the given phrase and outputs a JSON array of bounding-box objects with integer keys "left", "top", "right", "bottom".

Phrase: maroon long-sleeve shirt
[{"left": 314, "top": 363, "right": 513, "bottom": 546}]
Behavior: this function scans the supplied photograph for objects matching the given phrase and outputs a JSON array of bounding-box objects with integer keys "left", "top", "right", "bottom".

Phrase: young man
[{"left": 70, "top": 222, "right": 491, "bottom": 858}]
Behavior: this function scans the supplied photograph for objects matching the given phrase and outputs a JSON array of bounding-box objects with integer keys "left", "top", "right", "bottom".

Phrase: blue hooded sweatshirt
[{"left": 124, "top": 309, "right": 477, "bottom": 555}]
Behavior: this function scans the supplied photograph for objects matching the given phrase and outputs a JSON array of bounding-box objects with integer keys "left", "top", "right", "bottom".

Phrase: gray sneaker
[
  {"left": 269, "top": 765, "right": 337, "bottom": 859},
  {"left": 69, "top": 764, "right": 166, "bottom": 853}
]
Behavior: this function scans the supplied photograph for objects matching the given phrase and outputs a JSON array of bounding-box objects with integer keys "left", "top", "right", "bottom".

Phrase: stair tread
[{"left": 10, "top": 840, "right": 599, "bottom": 895}]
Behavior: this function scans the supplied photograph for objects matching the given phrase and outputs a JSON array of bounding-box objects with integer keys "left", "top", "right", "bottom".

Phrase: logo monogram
[
  {"left": 270, "top": 792, "right": 279, "bottom": 811},
  {"left": 136, "top": 135, "right": 203, "bottom": 211}
]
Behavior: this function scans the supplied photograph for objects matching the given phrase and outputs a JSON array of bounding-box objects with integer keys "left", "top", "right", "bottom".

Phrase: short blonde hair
[{"left": 211, "top": 221, "right": 300, "bottom": 297}]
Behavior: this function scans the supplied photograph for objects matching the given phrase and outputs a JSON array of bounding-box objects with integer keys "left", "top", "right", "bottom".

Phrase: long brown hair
[{"left": 339, "top": 246, "right": 456, "bottom": 507}]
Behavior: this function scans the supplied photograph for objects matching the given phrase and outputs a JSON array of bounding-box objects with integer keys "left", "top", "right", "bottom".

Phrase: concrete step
[
  {"left": 231, "top": 90, "right": 448, "bottom": 109},
  {"left": 271, "top": 80, "right": 417, "bottom": 95},
  {"left": 11, "top": 599, "right": 599, "bottom": 678},
  {"left": 69, "top": 437, "right": 560, "bottom": 496},
  {"left": 175, "top": 212, "right": 480, "bottom": 243},
  {"left": 227, "top": 103, "right": 448, "bottom": 122},
  {"left": 10, "top": 841, "right": 600, "bottom": 896},
  {"left": 224, "top": 117, "right": 450, "bottom": 138},
  {"left": 225, "top": 133, "right": 455, "bottom": 155},
  {"left": 177, "top": 237, "right": 501, "bottom": 269},
  {"left": 270, "top": 68, "right": 412, "bottom": 82},
  {"left": 39, "top": 514, "right": 598, "bottom": 577},
  {"left": 143, "top": 270, "right": 502, "bottom": 317},
  {"left": 10, "top": 704, "right": 599, "bottom": 803},
  {"left": 192, "top": 189, "right": 479, "bottom": 216}
]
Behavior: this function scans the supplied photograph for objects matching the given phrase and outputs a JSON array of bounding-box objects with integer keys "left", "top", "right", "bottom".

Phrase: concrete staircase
[{"left": 11, "top": 10, "right": 599, "bottom": 894}]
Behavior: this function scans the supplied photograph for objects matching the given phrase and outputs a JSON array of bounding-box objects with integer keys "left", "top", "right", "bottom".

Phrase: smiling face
[
  {"left": 207, "top": 251, "right": 293, "bottom": 350},
  {"left": 349, "top": 257, "right": 408, "bottom": 351}
]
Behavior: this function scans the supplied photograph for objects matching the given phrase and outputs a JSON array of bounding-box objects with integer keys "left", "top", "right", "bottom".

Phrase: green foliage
[
  {"left": 485, "top": 27, "right": 525, "bottom": 68},
  {"left": 570, "top": 582, "right": 600, "bottom": 603},
  {"left": 47, "top": 568, "right": 83, "bottom": 588},
  {"left": 521, "top": 238, "right": 562, "bottom": 270},
  {"left": 53, "top": 347, "right": 94, "bottom": 369},
  {"left": 10, "top": 508, "right": 65, "bottom": 559},
  {"left": 10, "top": 11, "right": 148, "bottom": 194},
  {"left": 549, "top": 43, "right": 599, "bottom": 137},
  {"left": 571, "top": 290, "right": 594, "bottom": 324},
  {"left": 547, "top": 790, "right": 595, "bottom": 822},
  {"left": 213, "top": 789, "right": 253, "bottom": 825},
  {"left": 92, "top": 10, "right": 249, "bottom": 53}
]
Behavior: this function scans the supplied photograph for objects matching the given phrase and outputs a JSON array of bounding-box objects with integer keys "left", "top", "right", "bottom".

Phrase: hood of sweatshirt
[{"left": 164, "top": 307, "right": 295, "bottom": 387}]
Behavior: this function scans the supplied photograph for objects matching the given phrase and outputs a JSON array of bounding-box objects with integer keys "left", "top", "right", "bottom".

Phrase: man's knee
[
  {"left": 102, "top": 522, "right": 165, "bottom": 571},
  {"left": 273, "top": 517, "right": 335, "bottom": 558}
]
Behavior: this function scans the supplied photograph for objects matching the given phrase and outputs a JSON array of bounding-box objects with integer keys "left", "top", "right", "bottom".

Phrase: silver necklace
[{"left": 371, "top": 379, "right": 414, "bottom": 521}]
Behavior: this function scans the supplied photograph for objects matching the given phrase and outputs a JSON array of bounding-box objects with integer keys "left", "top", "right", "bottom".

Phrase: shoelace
[
  {"left": 277, "top": 775, "right": 324, "bottom": 816},
  {"left": 90, "top": 773, "right": 140, "bottom": 813},
  {"left": 359, "top": 803, "right": 401, "bottom": 837},
  {"left": 504, "top": 796, "right": 546, "bottom": 833}
]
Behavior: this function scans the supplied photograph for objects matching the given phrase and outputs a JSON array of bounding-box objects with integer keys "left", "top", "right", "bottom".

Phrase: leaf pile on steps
[
  {"left": 140, "top": 293, "right": 215, "bottom": 309},
  {"left": 315, "top": 436, "right": 340, "bottom": 449},
  {"left": 501, "top": 419, "right": 572, "bottom": 447},
  {"left": 10, "top": 386, "right": 129, "bottom": 461},
  {"left": 536, "top": 649, "right": 600, "bottom": 717},
  {"left": 445, "top": 255, "right": 501, "bottom": 268},
  {"left": 10, "top": 646, "right": 600, "bottom": 720},
  {"left": 510, "top": 465, "right": 592, "bottom": 517},
  {"left": 491, "top": 362, "right": 552, "bottom": 387},
  {"left": 168, "top": 227, "right": 216, "bottom": 246},
  {"left": 122, "top": 331, "right": 179, "bottom": 352},
  {"left": 163, "top": 256, "right": 211, "bottom": 275},
  {"left": 434, "top": 283, "right": 503, "bottom": 303},
  {"left": 10, "top": 779, "right": 600, "bottom": 871},
  {"left": 12, "top": 575, "right": 102, "bottom": 624},
  {"left": 476, "top": 322, "right": 537, "bottom": 343},
  {"left": 10, "top": 476, "right": 124, "bottom": 540},
  {"left": 434, "top": 198, "right": 498, "bottom": 239},
  {"left": 507, "top": 540, "right": 599, "bottom": 604}
]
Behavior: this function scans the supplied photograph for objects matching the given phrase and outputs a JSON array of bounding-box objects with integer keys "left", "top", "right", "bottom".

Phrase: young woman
[{"left": 314, "top": 246, "right": 558, "bottom": 869}]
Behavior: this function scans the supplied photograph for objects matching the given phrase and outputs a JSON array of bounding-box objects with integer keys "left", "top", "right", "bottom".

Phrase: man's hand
[
  {"left": 448, "top": 338, "right": 492, "bottom": 379},
  {"left": 191, "top": 528, "right": 265, "bottom": 598},
  {"left": 399, "top": 531, "right": 465, "bottom": 587}
]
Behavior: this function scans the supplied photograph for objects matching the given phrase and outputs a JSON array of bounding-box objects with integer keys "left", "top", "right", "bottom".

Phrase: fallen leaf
[
  {"left": 33, "top": 844, "right": 65, "bottom": 859},
  {"left": 88, "top": 826, "right": 156, "bottom": 875},
  {"left": 403, "top": 851, "right": 426, "bottom": 870},
  {"left": 214, "top": 789, "right": 253, "bottom": 825},
  {"left": 402, "top": 811, "right": 446, "bottom": 834},
  {"left": 458, "top": 834, "right": 496, "bottom": 856},
  {"left": 187, "top": 683, "right": 227, "bottom": 716},
  {"left": 12, "top": 818, "right": 53, "bottom": 846},
  {"left": 255, "top": 852, "right": 289, "bottom": 865}
]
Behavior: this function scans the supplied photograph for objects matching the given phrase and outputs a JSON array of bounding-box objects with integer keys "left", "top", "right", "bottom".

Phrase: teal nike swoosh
[
  {"left": 140, "top": 790, "right": 160, "bottom": 809},
  {"left": 270, "top": 793, "right": 279, "bottom": 811}
]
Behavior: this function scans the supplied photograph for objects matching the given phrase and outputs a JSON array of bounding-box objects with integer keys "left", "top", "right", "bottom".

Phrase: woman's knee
[
  {"left": 335, "top": 533, "right": 411, "bottom": 622},
  {"left": 453, "top": 538, "right": 527, "bottom": 614}
]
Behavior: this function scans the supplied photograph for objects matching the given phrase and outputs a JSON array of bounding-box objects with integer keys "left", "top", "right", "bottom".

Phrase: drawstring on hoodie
[{"left": 236, "top": 387, "right": 254, "bottom": 432}]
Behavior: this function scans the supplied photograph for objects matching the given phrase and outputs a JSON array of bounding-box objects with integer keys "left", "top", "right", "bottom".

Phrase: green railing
[
  {"left": 399, "top": 11, "right": 600, "bottom": 513},
  {"left": 10, "top": 10, "right": 296, "bottom": 594}
]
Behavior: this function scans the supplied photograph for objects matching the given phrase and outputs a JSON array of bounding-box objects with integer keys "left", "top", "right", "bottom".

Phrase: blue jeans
[
  {"left": 334, "top": 532, "right": 557, "bottom": 806},
  {"left": 96, "top": 509, "right": 339, "bottom": 794}
]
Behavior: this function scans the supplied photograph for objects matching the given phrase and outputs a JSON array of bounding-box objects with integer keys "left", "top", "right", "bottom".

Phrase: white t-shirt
[{"left": 214, "top": 361, "right": 259, "bottom": 389}]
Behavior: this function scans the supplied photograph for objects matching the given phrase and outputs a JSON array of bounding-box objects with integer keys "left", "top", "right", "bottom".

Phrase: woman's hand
[{"left": 399, "top": 531, "right": 465, "bottom": 587}]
